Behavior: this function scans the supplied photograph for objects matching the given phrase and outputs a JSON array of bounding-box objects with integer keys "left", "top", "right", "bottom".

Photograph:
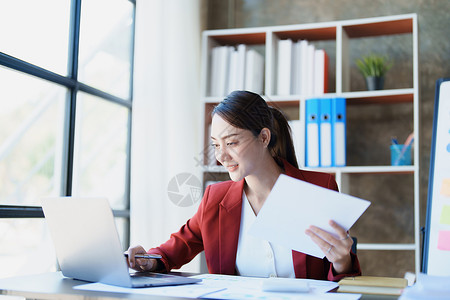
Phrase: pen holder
[{"left": 390, "top": 144, "right": 412, "bottom": 166}]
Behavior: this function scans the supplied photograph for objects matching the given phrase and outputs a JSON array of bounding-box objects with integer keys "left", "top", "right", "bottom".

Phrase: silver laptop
[{"left": 41, "top": 197, "right": 201, "bottom": 288}]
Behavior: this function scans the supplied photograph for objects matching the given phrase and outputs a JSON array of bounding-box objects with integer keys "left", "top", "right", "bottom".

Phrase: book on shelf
[
  {"left": 209, "top": 44, "right": 263, "bottom": 97},
  {"left": 244, "top": 48, "right": 264, "bottom": 94},
  {"left": 236, "top": 44, "right": 247, "bottom": 90},
  {"left": 305, "top": 43, "right": 316, "bottom": 96},
  {"left": 298, "top": 40, "right": 309, "bottom": 95},
  {"left": 227, "top": 48, "right": 239, "bottom": 94},
  {"left": 337, "top": 276, "right": 408, "bottom": 296},
  {"left": 276, "top": 38, "right": 293, "bottom": 95},
  {"left": 276, "top": 39, "right": 328, "bottom": 96},
  {"left": 314, "top": 49, "right": 329, "bottom": 95},
  {"left": 210, "top": 45, "right": 232, "bottom": 97}
]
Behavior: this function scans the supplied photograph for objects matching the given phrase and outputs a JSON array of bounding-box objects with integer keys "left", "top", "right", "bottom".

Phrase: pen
[{"left": 124, "top": 253, "right": 162, "bottom": 259}]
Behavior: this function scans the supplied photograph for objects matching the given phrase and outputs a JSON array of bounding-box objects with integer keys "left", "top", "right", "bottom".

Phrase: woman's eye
[
  {"left": 211, "top": 143, "right": 219, "bottom": 149},
  {"left": 227, "top": 142, "right": 236, "bottom": 146}
]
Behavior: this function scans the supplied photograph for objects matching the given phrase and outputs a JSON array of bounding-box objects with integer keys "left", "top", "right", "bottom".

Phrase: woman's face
[{"left": 210, "top": 114, "right": 268, "bottom": 182}]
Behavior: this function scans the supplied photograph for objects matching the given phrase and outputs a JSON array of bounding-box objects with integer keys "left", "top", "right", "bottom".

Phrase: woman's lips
[{"left": 226, "top": 164, "right": 238, "bottom": 172}]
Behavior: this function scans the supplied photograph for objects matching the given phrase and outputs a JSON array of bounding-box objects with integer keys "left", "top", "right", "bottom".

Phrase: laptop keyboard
[
  {"left": 131, "top": 272, "right": 180, "bottom": 284},
  {"left": 131, "top": 276, "right": 171, "bottom": 284}
]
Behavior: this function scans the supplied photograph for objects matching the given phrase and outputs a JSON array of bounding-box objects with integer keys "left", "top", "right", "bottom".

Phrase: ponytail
[{"left": 268, "top": 107, "right": 299, "bottom": 169}]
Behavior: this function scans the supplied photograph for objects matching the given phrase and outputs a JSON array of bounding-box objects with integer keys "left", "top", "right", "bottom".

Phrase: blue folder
[
  {"left": 319, "top": 98, "right": 332, "bottom": 167},
  {"left": 331, "top": 98, "right": 346, "bottom": 167},
  {"left": 305, "top": 99, "right": 320, "bottom": 167}
]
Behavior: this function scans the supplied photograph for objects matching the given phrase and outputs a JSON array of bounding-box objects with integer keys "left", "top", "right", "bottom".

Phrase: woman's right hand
[{"left": 126, "top": 245, "right": 158, "bottom": 272}]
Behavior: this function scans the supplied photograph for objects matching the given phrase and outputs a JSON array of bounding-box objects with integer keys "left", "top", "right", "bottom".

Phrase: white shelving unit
[{"left": 201, "top": 14, "right": 419, "bottom": 275}]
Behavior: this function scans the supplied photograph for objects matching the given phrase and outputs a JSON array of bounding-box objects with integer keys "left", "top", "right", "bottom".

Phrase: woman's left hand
[{"left": 305, "top": 220, "right": 353, "bottom": 274}]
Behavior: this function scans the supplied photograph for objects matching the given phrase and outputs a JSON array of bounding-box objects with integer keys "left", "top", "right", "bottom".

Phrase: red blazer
[{"left": 149, "top": 160, "right": 361, "bottom": 281}]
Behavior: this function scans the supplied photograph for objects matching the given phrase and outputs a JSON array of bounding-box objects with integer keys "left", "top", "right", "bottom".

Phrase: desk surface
[
  {"left": 0, "top": 272, "right": 190, "bottom": 300},
  {"left": 0, "top": 272, "right": 398, "bottom": 300}
]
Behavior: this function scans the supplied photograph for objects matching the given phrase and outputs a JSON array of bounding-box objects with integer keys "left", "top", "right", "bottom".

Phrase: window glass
[
  {"left": 0, "top": 218, "right": 57, "bottom": 279},
  {"left": 0, "top": 66, "right": 67, "bottom": 205},
  {"left": 115, "top": 217, "right": 129, "bottom": 250},
  {"left": 78, "top": 0, "right": 134, "bottom": 99},
  {"left": 72, "top": 92, "right": 129, "bottom": 209},
  {"left": 0, "top": 0, "right": 71, "bottom": 75}
]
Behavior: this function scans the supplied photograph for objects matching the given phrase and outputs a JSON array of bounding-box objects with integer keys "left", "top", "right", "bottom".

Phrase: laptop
[{"left": 41, "top": 197, "right": 201, "bottom": 288}]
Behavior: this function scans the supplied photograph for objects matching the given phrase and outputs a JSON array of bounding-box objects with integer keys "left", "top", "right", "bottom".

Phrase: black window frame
[{"left": 0, "top": 0, "right": 136, "bottom": 246}]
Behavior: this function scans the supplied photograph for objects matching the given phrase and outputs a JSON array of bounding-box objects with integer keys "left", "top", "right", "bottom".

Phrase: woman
[{"left": 127, "top": 90, "right": 361, "bottom": 281}]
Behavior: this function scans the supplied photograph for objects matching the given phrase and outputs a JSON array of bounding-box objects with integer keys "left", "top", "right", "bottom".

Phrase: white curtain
[{"left": 130, "top": 0, "right": 203, "bottom": 272}]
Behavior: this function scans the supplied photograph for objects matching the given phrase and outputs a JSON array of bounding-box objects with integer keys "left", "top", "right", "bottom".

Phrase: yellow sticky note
[
  {"left": 441, "top": 178, "right": 450, "bottom": 197},
  {"left": 440, "top": 205, "right": 450, "bottom": 225}
]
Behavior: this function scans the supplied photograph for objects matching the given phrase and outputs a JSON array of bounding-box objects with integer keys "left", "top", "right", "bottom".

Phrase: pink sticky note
[{"left": 437, "top": 231, "right": 450, "bottom": 251}]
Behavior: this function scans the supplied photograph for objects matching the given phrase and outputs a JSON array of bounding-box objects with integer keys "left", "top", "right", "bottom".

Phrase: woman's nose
[{"left": 216, "top": 146, "right": 230, "bottom": 162}]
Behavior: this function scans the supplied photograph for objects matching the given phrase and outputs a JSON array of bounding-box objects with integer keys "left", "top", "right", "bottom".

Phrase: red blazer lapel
[
  {"left": 292, "top": 250, "right": 308, "bottom": 278},
  {"left": 218, "top": 179, "right": 244, "bottom": 274}
]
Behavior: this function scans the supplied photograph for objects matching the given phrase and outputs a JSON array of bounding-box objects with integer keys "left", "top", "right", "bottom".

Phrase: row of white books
[
  {"left": 209, "top": 44, "right": 264, "bottom": 97},
  {"left": 277, "top": 39, "right": 328, "bottom": 96}
]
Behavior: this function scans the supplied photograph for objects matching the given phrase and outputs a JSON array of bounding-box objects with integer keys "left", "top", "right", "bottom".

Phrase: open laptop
[{"left": 41, "top": 197, "right": 201, "bottom": 288}]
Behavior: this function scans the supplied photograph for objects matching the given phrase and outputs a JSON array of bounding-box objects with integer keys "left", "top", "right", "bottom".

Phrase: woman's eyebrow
[{"left": 211, "top": 133, "right": 239, "bottom": 140}]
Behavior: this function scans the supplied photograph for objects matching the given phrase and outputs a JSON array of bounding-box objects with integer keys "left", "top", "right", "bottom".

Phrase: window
[{"left": 0, "top": 0, "right": 135, "bottom": 279}]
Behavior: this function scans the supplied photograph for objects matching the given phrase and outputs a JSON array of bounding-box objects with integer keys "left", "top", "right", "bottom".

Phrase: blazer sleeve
[{"left": 147, "top": 185, "right": 212, "bottom": 272}]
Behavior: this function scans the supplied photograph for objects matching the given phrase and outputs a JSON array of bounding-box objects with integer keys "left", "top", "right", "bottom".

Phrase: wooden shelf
[
  {"left": 343, "top": 89, "right": 414, "bottom": 104},
  {"left": 343, "top": 18, "right": 413, "bottom": 38},
  {"left": 201, "top": 13, "right": 420, "bottom": 274},
  {"left": 357, "top": 243, "right": 417, "bottom": 251},
  {"left": 206, "top": 32, "right": 266, "bottom": 45},
  {"left": 274, "top": 26, "right": 336, "bottom": 41}
]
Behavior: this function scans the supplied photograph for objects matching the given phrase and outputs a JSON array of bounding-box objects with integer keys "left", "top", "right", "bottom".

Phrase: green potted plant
[{"left": 355, "top": 54, "right": 393, "bottom": 90}]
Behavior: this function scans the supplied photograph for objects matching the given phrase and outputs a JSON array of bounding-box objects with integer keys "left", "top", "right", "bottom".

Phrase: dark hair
[{"left": 212, "top": 90, "right": 298, "bottom": 169}]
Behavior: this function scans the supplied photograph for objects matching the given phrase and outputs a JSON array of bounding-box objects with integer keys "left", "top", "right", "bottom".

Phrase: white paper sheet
[
  {"left": 190, "top": 273, "right": 338, "bottom": 294},
  {"left": 191, "top": 274, "right": 359, "bottom": 300},
  {"left": 248, "top": 174, "right": 371, "bottom": 258},
  {"left": 74, "top": 281, "right": 224, "bottom": 298}
]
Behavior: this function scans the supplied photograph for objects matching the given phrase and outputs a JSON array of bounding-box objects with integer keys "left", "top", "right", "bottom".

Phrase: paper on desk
[
  {"left": 74, "top": 281, "right": 223, "bottom": 298},
  {"left": 191, "top": 273, "right": 338, "bottom": 294},
  {"left": 248, "top": 174, "right": 371, "bottom": 258},
  {"left": 192, "top": 274, "right": 359, "bottom": 300}
]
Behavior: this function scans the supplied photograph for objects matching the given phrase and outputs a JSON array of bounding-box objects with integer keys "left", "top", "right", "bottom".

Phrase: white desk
[
  {"left": 0, "top": 272, "right": 190, "bottom": 300},
  {"left": 0, "top": 272, "right": 398, "bottom": 300}
]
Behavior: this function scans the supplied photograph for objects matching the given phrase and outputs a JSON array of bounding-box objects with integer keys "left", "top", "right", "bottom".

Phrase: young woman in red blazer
[{"left": 127, "top": 91, "right": 361, "bottom": 281}]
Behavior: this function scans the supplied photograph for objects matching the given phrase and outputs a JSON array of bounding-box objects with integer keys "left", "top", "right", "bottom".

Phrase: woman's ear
[{"left": 259, "top": 128, "right": 271, "bottom": 147}]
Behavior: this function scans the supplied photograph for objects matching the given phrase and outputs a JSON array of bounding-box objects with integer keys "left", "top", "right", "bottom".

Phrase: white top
[{"left": 235, "top": 192, "right": 295, "bottom": 278}]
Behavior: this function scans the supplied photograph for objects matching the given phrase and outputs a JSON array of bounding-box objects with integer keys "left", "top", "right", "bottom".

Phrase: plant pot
[{"left": 365, "top": 76, "right": 385, "bottom": 90}]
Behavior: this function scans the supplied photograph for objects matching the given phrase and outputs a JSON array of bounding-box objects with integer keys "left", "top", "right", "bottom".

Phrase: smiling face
[{"left": 210, "top": 114, "right": 269, "bottom": 182}]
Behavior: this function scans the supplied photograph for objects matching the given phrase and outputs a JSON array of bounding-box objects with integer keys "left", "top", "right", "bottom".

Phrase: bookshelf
[{"left": 200, "top": 14, "right": 419, "bottom": 276}]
